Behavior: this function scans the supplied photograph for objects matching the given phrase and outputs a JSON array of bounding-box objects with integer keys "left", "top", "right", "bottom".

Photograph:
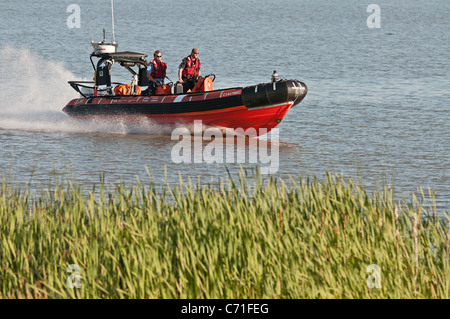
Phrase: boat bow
[{"left": 242, "top": 79, "right": 307, "bottom": 109}]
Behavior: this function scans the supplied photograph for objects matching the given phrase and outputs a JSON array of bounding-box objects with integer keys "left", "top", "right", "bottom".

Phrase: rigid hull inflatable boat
[{"left": 62, "top": 43, "right": 307, "bottom": 136}]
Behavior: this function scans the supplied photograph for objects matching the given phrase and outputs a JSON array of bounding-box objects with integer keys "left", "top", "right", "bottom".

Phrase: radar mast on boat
[{"left": 91, "top": 0, "right": 118, "bottom": 55}]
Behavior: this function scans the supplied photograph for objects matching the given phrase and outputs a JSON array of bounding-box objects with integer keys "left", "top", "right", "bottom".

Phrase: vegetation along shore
[{"left": 1, "top": 171, "right": 449, "bottom": 298}]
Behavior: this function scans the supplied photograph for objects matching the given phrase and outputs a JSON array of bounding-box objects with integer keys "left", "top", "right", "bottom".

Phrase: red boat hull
[{"left": 63, "top": 80, "right": 307, "bottom": 136}]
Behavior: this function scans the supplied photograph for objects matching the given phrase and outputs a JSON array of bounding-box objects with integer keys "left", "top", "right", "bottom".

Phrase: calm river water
[{"left": 0, "top": 0, "right": 448, "bottom": 211}]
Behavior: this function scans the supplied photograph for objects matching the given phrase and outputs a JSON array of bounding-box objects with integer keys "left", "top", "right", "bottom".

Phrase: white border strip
[
  {"left": 248, "top": 101, "right": 294, "bottom": 110},
  {"left": 173, "top": 95, "right": 186, "bottom": 103}
]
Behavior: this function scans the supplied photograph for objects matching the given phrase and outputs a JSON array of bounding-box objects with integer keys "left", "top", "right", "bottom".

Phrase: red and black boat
[{"left": 63, "top": 46, "right": 307, "bottom": 136}]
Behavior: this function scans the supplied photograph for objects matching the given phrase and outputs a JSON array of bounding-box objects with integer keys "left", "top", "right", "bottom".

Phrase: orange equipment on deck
[
  {"left": 191, "top": 76, "right": 214, "bottom": 93},
  {"left": 114, "top": 84, "right": 141, "bottom": 95},
  {"left": 155, "top": 84, "right": 172, "bottom": 95}
]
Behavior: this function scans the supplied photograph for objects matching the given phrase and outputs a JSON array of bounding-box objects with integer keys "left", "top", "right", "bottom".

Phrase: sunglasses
[{"left": 155, "top": 55, "right": 162, "bottom": 58}]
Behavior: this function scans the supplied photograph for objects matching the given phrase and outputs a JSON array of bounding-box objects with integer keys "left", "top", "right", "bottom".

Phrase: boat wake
[{"left": 0, "top": 45, "right": 174, "bottom": 136}]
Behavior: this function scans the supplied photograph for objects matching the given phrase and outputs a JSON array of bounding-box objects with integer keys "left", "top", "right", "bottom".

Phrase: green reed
[{"left": 0, "top": 171, "right": 449, "bottom": 298}]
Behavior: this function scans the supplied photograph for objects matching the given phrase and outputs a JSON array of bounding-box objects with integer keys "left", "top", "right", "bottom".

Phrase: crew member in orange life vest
[
  {"left": 145, "top": 50, "right": 167, "bottom": 95},
  {"left": 178, "top": 48, "right": 201, "bottom": 93}
]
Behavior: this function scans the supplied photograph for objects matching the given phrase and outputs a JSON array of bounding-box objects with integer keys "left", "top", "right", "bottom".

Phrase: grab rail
[{"left": 68, "top": 81, "right": 125, "bottom": 98}]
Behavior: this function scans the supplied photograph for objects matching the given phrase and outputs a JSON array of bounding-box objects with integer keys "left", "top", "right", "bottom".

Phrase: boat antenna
[
  {"left": 111, "top": 0, "right": 116, "bottom": 44},
  {"left": 91, "top": 0, "right": 118, "bottom": 55},
  {"left": 87, "top": 9, "right": 94, "bottom": 43}
]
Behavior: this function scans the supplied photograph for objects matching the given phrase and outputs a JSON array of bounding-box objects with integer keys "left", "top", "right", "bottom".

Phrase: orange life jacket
[
  {"left": 181, "top": 56, "right": 201, "bottom": 79},
  {"left": 150, "top": 59, "right": 167, "bottom": 79}
]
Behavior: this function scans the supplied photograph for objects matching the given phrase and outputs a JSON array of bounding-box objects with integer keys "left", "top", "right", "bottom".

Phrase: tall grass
[{"left": 0, "top": 171, "right": 449, "bottom": 298}]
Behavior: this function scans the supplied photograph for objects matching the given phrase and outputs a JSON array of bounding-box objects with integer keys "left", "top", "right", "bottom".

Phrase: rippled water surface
[{"left": 0, "top": 0, "right": 448, "bottom": 211}]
